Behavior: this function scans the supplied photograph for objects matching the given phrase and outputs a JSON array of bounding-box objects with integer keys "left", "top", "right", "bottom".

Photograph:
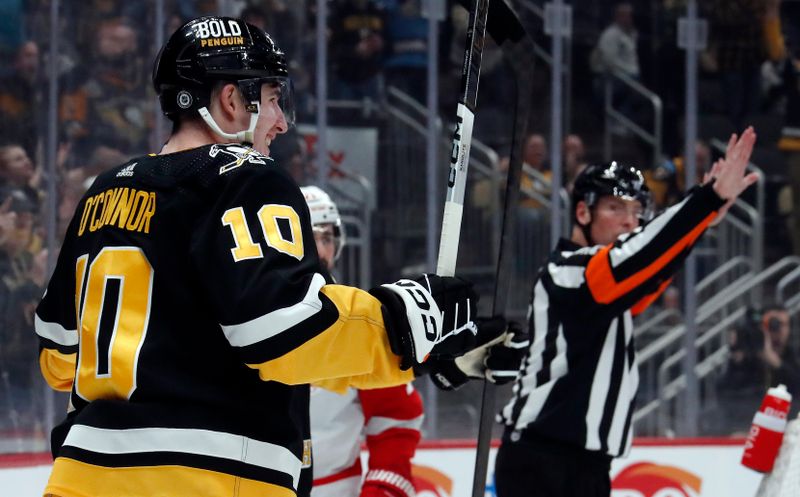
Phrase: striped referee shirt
[{"left": 499, "top": 183, "right": 725, "bottom": 457}]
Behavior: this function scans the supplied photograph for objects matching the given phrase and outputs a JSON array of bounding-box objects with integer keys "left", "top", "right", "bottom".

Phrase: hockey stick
[
  {"left": 455, "top": 2, "right": 536, "bottom": 497},
  {"left": 436, "top": 0, "right": 490, "bottom": 277}
]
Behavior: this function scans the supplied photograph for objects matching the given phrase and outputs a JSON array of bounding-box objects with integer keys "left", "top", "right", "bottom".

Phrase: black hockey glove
[
  {"left": 369, "top": 274, "right": 478, "bottom": 370},
  {"left": 416, "top": 319, "right": 529, "bottom": 391}
]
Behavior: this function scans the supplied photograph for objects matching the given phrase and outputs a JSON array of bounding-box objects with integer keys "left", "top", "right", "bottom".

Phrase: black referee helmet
[{"left": 572, "top": 161, "right": 653, "bottom": 225}]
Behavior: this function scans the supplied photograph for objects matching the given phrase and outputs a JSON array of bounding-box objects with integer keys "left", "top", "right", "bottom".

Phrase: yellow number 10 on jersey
[
  {"left": 74, "top": 247, "right": 153, "bottom": 401},
  {"left": 221, "top": 204, "right": 304, "bottom": 262}
]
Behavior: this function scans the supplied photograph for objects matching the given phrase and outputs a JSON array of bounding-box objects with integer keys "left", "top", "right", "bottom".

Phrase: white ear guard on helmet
[{"left": 198, "top": 77, "right": 295, "bottom": 146}]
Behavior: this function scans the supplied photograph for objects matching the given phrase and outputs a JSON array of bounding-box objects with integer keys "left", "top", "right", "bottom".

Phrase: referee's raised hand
[{"left": 705, "top": 126, "right": 759, "bottom": 223}]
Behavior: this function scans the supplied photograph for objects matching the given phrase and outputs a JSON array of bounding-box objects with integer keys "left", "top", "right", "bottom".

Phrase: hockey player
[
  {"left": 34, "top": 17, "right": 506, "bottom": 497},
  {"left": 300, "top": 185, "right": 423, "bottom": 497},
  {"left": 495, "top": 128, "right": 758, "bottom": 497}
]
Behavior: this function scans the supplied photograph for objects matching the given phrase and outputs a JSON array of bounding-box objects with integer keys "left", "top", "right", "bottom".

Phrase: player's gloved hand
[
  {"left": 369, "top": 274, "right": 478, "bottom": 370},
  {"left": 359, "top": 484, "right": 403, "bottom": 497},
  {"left": 361, "top": 470, "right": 416, "bottom": 497},
  {"left": 416, "top": 319, "right": 529, "bottom": 391}
]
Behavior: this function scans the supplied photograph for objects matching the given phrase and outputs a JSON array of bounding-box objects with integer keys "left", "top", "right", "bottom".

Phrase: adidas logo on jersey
[{"left": 116, "top": 163, "right": 137, "bottom": 177}]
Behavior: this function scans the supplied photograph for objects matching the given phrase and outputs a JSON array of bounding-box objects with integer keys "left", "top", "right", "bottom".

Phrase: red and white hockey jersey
[{"left": 310, "top": 384, "right": 423, "bottom": 497}]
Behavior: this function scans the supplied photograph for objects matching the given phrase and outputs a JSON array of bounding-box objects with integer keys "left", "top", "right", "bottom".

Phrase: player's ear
[
  {"left": 215, "top": 83, "right": 241, "bottom": 121},
  {"left": 575, "top": 200, "right": 592, "bottom": 226}
]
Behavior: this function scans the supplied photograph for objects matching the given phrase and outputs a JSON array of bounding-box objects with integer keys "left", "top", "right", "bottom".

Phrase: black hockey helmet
[
  {"left": 572, "top": 161, "right": 653, "bottom": 223},
  {"left": 153, "top": 16, "right": 293, "bottom": 124}
]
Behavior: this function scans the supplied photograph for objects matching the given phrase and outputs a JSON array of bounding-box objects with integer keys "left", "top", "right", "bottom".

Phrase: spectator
[
  {"left": 710, "top": 0, "right": 769, "bottom": 129},
  {"left": 384, "top": 0, "right": 428, "bottom": 102},
  {"left": 660, "top": 285, "right": 683, "bottom": 326},
  {"left": 563, "top": 133, "right": 588, "bottom": 192},
  {"left": 592, "top": 3, "right": 640, "bottom": 78},
  {"left": 269, "top": 1, "right": 302, "bottom": 60},
  {"left": 0, "top": 189, "right": 46, "bottom": 416},
  {"left": 241, "top": 2, "right": 301, "bottom": 60},
  {"left": 69, "top": 0, "right": 125, "bottom": 56},
  {"left": 0, "top": 41, "right": 42, "bottom": 154},
  {"left": 240, "top": 4, "right": 269, "bottom": 29},
  {"left": 764, "top": 0, "right": 786, "bottom": 62},
  {"left": 778, "top": 29, "right": 800, "bottom": 255},
  {"left": 717, "top": 305, "right": 800, "bottom": 433},
  {"left": 0, "top": 2, "right": 24, "bottom": 55},
  {"left": 86, "top": 144, "right": 128, "bottom": 179},
  {"left": 514, "top": 133, "right": 553, "bottom": 286},
  {"left": 519, "top": 133, "right": 551, "bottom": 210},
  {"left": 57, "top": 167, "right": 89, "bottom": 239},
  {"left": 473, "top": 134, "right": 552, "bottom": 211},
  {"left": 590, "top": 2, "right": 640, "bottom": 132},
  {"left": 645, "top": 140, "right": 712, "bottom": 211},
  {"left": 59, "top": 18, "right": 149, "bottom": 158},
  {"left": 0, "top": 144, "right": 42, "bottom": 208},
  {"left": 329, "top": 0, "right": 388, "bottom": 102}
]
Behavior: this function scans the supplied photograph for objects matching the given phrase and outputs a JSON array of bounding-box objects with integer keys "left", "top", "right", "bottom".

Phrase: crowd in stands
[
  {"left": 0, "top": 0, "right": 799, "bottom": 440},
  {"left": 717, "top": 305, "right": 800, "bottom": 434}
]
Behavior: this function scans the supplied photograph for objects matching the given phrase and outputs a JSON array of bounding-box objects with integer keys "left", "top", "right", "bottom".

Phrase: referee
[{"left": 495, "top": 128, "right": 758, "bottom": 497}]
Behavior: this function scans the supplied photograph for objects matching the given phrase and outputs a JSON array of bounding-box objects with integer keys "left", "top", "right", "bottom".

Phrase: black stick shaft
[{"left": 468, "top": 2, "right": 536, "bottom": 495}]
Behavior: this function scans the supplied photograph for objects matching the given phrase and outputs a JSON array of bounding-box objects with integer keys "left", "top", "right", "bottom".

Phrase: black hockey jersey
[{"left": 35, "top": 144, "right": 413, "bottom": 497}]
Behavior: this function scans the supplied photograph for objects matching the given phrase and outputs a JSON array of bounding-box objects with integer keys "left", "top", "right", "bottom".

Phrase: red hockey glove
[{"left": 361, "top": 469, "right": 416, "bottom": 497}]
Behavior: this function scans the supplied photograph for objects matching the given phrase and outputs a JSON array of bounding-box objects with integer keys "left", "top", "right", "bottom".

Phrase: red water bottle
[{"left": 741, "top": 384, "right": 792, "bottom": 472}]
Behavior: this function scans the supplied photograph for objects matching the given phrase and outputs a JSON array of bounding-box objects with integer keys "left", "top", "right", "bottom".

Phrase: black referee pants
[{"left": 495, "top": 436, "right": 612, "bottom": 497}]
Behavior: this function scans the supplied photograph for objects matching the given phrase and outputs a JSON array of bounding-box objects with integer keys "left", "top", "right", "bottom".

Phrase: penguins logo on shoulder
[{"left": 210, "top": 144, "right": 269, "bottom": 175}]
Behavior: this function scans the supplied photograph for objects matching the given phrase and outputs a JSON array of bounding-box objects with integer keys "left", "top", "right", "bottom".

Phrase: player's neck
[
  {"left": 570, "top": 226, "right": 588, "bottom": 247},
  {"left": 160, "top": 121, "right": 220, "bottom": 155}
]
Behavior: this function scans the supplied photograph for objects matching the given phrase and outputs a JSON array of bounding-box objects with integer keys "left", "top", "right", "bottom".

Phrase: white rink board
[
  {"left": 0, "top": 441, "right": 763, "bottom": 497},
  {"left": 408, "top": 441, "right": 763, "bottom": 497},
  {"left": 0, "top": 464, "right": 50, "bottom": 496}
]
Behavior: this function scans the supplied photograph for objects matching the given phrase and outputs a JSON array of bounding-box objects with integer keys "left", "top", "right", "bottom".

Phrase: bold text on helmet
[{"left": 193, "top": 19, "right": 243, "bottom": 39}]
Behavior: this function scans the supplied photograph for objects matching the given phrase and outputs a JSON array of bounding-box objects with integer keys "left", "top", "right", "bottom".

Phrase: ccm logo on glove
[
  {"left": 391, "top": 280, "right": 440, "bottom": 342},
  {"left": 369, "top": 274, "right": 478, "bottom": 370}
]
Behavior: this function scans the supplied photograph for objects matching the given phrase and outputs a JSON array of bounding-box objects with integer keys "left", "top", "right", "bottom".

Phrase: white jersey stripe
[
  {"left": 607, "top": 348, "right": 631, "bottom": 455},
  {"left": 585, "top": 318, "right": 618, "bottom": 451},
  {"left": 548, "top": 264, "right": 585, "bottom": 288},
  {"left": 527, "top": 281, "right": 551, "bottom": 383},
  {"left": 515, "top": 381, "right": 556, "bottom": 433},
  {"left": 365, "top": 414, "right": 424, "bottom": 436},
  {"left": 612, "top": 312, "right": 637, "bottom": 456},
  {"left": 608, "top": 196, "right": 688, "bottom": 267},
  {"left": 35, "top": 313, "right": 78, "bottom": 347},
  {"left": 221, "top": 273, "right": 326, "bottom": 347},
  {"left": 508, "top": 280, "right": 553, "bottom": 431},
  {"left": 551, "top": 324, "right": 569, "bottom": 379},
  {"left": 63, "top": 424, "right": 302, "bottom": 488}
]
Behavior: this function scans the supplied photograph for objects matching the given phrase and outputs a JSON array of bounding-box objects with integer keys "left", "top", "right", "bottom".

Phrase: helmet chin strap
[
  {"left": 578, "top": 210, "right": 595, "bottom": 246},
  {"left": 580, "top": 222, "right": 595, "bottom": 246},
  {"left": 198, "top": 102, "right": 261, "bottom": 146}
]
